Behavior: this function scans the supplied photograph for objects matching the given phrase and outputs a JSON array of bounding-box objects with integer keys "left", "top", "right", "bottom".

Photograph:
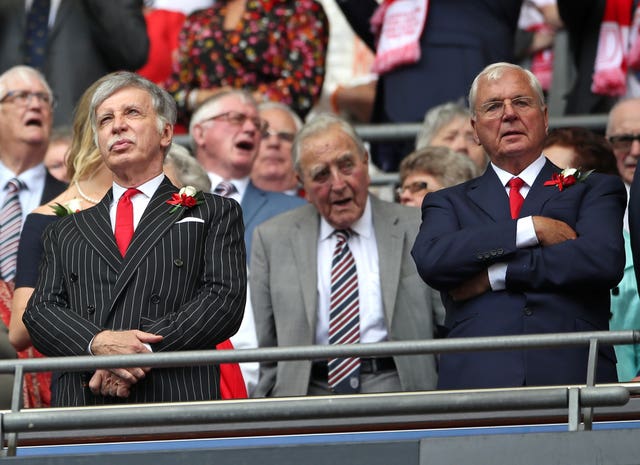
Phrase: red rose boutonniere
[
  {"left": 166, "top": 186, "right": 203, "bottom": 213},
  {"left": 543, "top": 168, "right": 593, "bottom": 191}
]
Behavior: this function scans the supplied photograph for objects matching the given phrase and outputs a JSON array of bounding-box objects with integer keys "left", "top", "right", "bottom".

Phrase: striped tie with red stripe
[{"left": 328, "top": 229, "right": 361, "bottom": 393}]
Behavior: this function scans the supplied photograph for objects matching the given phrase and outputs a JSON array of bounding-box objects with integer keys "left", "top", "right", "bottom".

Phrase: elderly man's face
[
  {"left": 431, "top": 115, "right": 487, "bottom": 169},
  {"left": 606, "top": 99, "right": 640, "bottom": 185},
  {"left": 0, "top": 72, "right": 53, "bottom": 151},
  {"left": 253, "top": 107, "right": 297, "bottom": 184},
  {"left": 298, "top": 125, "right": 370, "bottom": 229},
  {"left": 95, "top": 86, "right": 171, "bottom": 183},
  {"left": 471, "top": 69, "right": 548, "bottom": 172},
  {"left": 193, "top": 94, "right": 262, "bottom": 178}
]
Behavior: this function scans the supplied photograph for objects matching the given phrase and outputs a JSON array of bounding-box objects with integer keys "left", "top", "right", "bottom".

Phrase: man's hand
[
  {"left": 89, "top": 369, "right": 132, "bottom": 398},
  {"left": 532, "top": 216, "right": 577, "bottom": 246},
  {"left": 90, "top": 330, "right": 163, "bottom": 383},
  {"left": 449, "top": 270, "right": 490, "bottom": 302}
]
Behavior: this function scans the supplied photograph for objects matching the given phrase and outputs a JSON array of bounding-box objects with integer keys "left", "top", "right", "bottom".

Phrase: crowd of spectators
[{"left": 0, "top": 0, "right": 640, "bottom": 409}]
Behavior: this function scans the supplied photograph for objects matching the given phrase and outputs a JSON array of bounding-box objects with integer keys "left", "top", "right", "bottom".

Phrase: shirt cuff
[
  {"left": 488, "top": 263, "right": 507, "bottom": 290},
  {"left": 516, "top": 216, "right": 539, "bottom": 248}
]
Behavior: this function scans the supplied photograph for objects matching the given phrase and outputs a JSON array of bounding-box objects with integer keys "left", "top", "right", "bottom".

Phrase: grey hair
[
  {"left": 399, "top": 146, "right": 480, "bottom": 188},
  {"left": 258, "top": 100, "right": 303, "bottom": 130},
  {"left": 292, "top": 113, "right": 367, "bottom": 177},
  {"left": 415, "top": 101, "right": 471, "bottom": 150},
  {"left": 0, "top": 65, "right": 53, "bottom": 101},
  {"left": 90, "top": 71, "right": 176, "bottom": 153},
  {"left": 164, "top": 142, "right": 212, "bottom": 192},
  {"left": 189, "top": 89, "right": 258, "bottom": 152},
  {"left": 468, "top": 62, "right": 545, "bottom": 117}
]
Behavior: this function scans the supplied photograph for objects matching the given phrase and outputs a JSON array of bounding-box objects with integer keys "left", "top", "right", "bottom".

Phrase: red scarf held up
[{"left": 370, "top": 0, "right": 429, "bottom": 74}]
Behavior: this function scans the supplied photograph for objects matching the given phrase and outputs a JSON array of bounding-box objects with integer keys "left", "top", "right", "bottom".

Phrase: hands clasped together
[
  {"left": 88, "top": 329, "right": 163, "bottom": 398},
  {"left": 449, "top": 216, "right": 577, "bottom": 302}
]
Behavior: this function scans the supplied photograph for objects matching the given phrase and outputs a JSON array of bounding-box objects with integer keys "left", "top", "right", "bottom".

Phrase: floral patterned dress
[{"left": 164, "top": 0, "right": 328, "bottom": 123}]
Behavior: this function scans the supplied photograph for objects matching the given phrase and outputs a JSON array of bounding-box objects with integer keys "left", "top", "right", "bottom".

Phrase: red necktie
[
  {"left": 508, "top": 177, "right": 525, "bottom": 219},
  {"left": 115, "top": 188, "right": 139, "bottom": 256}
]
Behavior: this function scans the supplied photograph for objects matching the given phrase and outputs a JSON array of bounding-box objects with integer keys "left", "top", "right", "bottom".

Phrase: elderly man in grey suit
[
  {"left": 252, "top": 114, "right": 444, "bottom": 396},
  {"left": 24, "top": 72, "right": 246, "bottom": 406}
]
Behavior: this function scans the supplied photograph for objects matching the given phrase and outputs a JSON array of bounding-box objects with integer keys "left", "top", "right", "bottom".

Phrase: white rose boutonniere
[{"left": 51, "top": 198, "right": 83, "bottom": 217}]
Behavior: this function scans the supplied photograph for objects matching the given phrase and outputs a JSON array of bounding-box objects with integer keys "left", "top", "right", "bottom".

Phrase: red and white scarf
[
  {"left": 370, "top": 0, "right": 429, "bottom": 74},
  {"left": 592, "top": 0, "right": 640, "bottom": 96}
]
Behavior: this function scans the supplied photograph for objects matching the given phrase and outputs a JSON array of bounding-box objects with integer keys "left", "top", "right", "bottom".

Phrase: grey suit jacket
[
  {"left": 251, "top": 196, "right": 444, "bottom": 397},
  {"left": 24, "top": 178, "right": 246, "bottom": 406},
  {"left": 0, "top": 0, "right": 148, "bottom": 126}
]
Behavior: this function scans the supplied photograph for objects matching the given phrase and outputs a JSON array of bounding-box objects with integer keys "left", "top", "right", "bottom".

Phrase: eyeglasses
[
  {"left": 263, "top": 128, "right": 295, "bottom": 143},
  {"left": 476, "top": 96, "right": 537, "bottom": 119},
  {"left": 0, "top": 90, "right": 56, "bottom": 108},
  {"left": 607, "top": 134, "right": 640, "bottom": 153},
  {"left": 396, "top": 181, "right": 429, "bottom": 196},
  {"left": 201, "top": 111, "right": 269, "bottom": 135}
]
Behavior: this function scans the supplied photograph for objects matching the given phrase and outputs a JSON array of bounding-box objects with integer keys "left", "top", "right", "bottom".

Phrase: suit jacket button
[
  {"left": 524, "top": 308, "right": 533, "bottom": 316},
  {"left": 476, "top": 253, "right": 484, "bottom": 261},
  {"left": 173, "top": 258, "right": 184, "bottom": 267},
  {"left": 87, "top": 305, "right": 95, "bottom": 314},
  {"left": 150, "top": 294, "right": 161, "bottom": 304},
  {"left": 70, "top": 273, "right": 78, "bottom": 282},
  {"left": 497, "top": 248, "right": 504, "bottom": 254}
]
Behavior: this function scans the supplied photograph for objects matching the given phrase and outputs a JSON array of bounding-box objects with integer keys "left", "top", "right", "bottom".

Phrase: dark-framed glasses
[
  {"left": 202, "top": 111, "right": 269, "bottom": 135},
  {"left": 607, "top": 134, "right": 640, "bottom": 153},
  {"left": 263, "top": 128, "right": 295, "bottom": 143},
  {"left": 477, "top": 96, "right": 537, "bottom": 119},
  {"left": 396, "top": 181, "right": 429, "bottom": 196},
  {"left": 0, "top": 90, "right": 56, "bottom": 108}
]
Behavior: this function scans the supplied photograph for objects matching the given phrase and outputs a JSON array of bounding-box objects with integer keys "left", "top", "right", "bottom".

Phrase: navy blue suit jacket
[
  {"left": 411, "top": 160, "right": 626, "bottom": 389},
  {"left": 241, "top": 182, "right": 306, "bottom": 263}
]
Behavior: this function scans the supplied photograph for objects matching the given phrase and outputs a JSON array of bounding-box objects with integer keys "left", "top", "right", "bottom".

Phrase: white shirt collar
[
  {"left": 206, "top": 172, "right": 249, "bottom": 199},
  {"left": 319, "top": 196, "right": 373, "bottom": 241},
  {"left": 0, "top": 159, "right": 46, "bottom": 194},
  {"left": 491, "top": 154, "right": 546, "bottom": 188},
  {"left": 112, "top": 173, "right": 165, "bottom": 204}
]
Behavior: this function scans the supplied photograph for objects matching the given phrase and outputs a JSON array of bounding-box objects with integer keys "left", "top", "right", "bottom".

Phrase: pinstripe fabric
[{"left": 23, "top": 178, "right": 247, "bottom": 406}]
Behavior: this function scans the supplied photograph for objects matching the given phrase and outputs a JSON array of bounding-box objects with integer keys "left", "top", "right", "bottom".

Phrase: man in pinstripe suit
[{"left": 24, "top": 72, "right": 246, "bottom": 406}]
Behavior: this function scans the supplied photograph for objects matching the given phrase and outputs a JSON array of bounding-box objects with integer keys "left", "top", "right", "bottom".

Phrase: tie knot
[
  {"left": 508, "top": 177, "right": 525, "bottom": 190},
  {"left": 334, "top": 229, "right": 353, "bottom": 243},
  {"left": 214, "top": 181, "right": 237, "bottom": 198},
  {"left": 5, "top": 178, "right": 25, "bottom": 193},
  {"left": 121, "top": 188, "right": 140, "bottom": 202}
]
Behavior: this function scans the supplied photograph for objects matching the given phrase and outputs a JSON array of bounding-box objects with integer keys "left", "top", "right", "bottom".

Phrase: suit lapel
[
  {"left": 520, "top": 160, "right": 562, "bottom": 217},
  {"left": 371, "top": 198, "right": 403, "bottom": 328},
  {"left": 241, "top": 182, "right": 267, "bottom": 230},
  {"left": 73, "top": 190, "right": 121, "bottom": 272},
  {"left": 291, "top": 208, "right": 319, "bottom": 335},
  {"left": 107, "top": 179, "right": 181, "bottom": 317},
  {"left": 466, "top": 168, "right": 512, "bottom": 221}
]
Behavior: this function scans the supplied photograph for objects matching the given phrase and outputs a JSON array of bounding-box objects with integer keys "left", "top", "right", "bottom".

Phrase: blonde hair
[{"left": 66, "top": 75, "right": 111, "bottom": 182}]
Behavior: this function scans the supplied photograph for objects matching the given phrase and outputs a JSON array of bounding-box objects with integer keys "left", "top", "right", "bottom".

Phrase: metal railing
[{"left": 0, "top": 329, "right": 639, "bottom": 457}]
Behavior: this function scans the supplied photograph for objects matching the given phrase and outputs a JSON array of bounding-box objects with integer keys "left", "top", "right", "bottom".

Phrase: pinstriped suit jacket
[{"left": 24, "top": 178, "right": 246, "bottom": 406}]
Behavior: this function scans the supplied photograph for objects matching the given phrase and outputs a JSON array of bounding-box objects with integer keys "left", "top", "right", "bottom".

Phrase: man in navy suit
[
  {"left": 411, "top": 62, "right": 625, "bottom": 389},
  {"left": 24, "top": 72, "right": 246, "bottom": 405}
]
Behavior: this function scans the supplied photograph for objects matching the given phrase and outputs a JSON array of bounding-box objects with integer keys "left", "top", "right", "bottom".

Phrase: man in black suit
[
  {"left": 0, "top": 65, "right": 66, "bottom": 408},
  {"left": 24, "top": 72, "right": 246, "bottom": 406}
]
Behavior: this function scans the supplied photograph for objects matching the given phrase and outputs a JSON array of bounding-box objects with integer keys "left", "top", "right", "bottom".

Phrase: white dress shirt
[
  {"left": 109, "top": 174, "right": 164, "bottom": 232},
  {"left": 487, "top": 155, "right": 545, "bottom": 290},
  {"left": 0, "top": 160, "right": 47, "bottom": 225},
  {"left": 315, "top": 196, "right": 388, "bottom": 345}
]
